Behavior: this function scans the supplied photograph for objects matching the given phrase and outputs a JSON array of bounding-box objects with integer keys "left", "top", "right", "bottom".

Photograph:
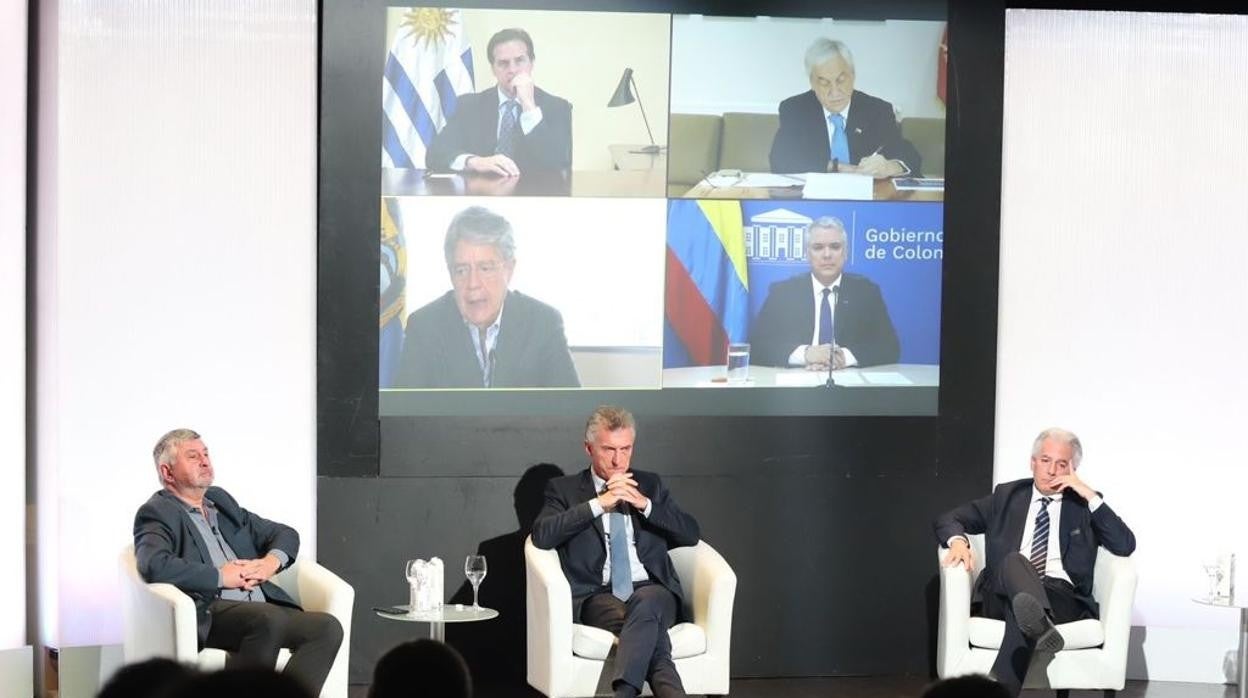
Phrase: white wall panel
[
  {"left": 999, "top": 9, "right": 1248, "bottom": 683},
  {"left": 0, "top": 0, "right": 29, "bottom": 657},
  {"left": 36, "top": 0, "right": 317, "bottom": 649}
]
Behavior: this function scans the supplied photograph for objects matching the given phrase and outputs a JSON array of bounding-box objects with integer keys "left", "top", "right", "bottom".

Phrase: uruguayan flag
[{"left": 382, "top": 8, "right": 475, "bottom": 169}]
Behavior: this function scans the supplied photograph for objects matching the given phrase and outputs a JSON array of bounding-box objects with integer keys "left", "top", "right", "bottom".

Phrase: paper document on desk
[
  {"left": 861, "top": 371, "right": 912, "bottom": 386},
  {"left": 705, "top": 171, "right": 805, "bottom": 188},
  {"left": 802, "top": 173, "right": 873, "bottom": 200}
]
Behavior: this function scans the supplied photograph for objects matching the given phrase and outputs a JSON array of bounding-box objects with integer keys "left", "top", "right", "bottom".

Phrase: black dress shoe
[{"left": 1012, "top": 592, "right": 1065, "bottom": 653}]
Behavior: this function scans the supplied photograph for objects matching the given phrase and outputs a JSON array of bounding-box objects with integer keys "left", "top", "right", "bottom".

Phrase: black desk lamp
[{"left": 608, "top": 68, "right": 664, "bottom": 154}]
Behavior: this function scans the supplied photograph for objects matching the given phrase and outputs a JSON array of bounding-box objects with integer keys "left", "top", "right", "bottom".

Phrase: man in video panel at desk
[
  {"left": 395, "top": 205, "right": 580, "bottom": 389},
  {"left": 133, "top": 429, "right": 343, "bottom": 696},
  {"left": 769, "top": 38, "right": 921, "bottom": 177},
  {"left": 933, "top": 428, "right": 1136, "bottom": 697},
  {"left": 426, "top": 28, "right": 572, "bottom": 177},
  {"left": 749, "top": 216, "right": 899, "bottom": 370},
  {"left": 533, "top": 406, "right": 701, "bottom": 698}
]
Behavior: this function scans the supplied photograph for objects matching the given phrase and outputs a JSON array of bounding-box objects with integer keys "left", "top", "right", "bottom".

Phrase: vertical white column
[{"left": 34, "top": 0, "right": 318, "bottom": 679}]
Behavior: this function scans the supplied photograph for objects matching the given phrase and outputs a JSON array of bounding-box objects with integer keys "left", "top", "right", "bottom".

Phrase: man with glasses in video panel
[{"left": 395, "top": 205, "right": 580, "bottom": 389}]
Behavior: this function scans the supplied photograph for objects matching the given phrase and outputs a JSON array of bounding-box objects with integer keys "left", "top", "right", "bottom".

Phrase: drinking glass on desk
[
  {"left": 465, "top": 555, "right": 487, "bottom": 611},
  {"left": 726, "top": 343, "right": 750, "bottom": 383}
]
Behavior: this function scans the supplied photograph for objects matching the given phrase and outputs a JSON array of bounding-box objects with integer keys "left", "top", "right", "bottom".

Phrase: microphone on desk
[{"left": 825, "top": 286, "right": 840, "bottom": 389}]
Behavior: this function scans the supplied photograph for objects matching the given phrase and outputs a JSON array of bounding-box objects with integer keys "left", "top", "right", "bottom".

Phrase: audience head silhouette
[
  {"left": 369, "top": 639, "right": 473, "bottom": 698},
  {"left": 921, "top": 674, "right": 1010, "bottom": 698},
  {"left": 97, "top": 657, "right": 195, "bottom": 698}
]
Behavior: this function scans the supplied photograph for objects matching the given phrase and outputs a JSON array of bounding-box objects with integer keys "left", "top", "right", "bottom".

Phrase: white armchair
[
  {"left": 526, "top": 536, "right": 736, "bottom": 697},
  {"left": 119, "top": 545, "right": 355, "bottom": 698},
  {"left": 936, "top": 534, "right": 1137, "bottom": 696}
]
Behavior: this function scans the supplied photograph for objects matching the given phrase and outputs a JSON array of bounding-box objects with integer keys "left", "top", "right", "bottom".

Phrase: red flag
[{"left": 937, "top": 25, "right": 948, "bottom": 104}]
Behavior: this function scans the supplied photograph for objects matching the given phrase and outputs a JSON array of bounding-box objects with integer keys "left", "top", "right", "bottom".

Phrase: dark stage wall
[{"left": 318, "top": 0, "right": 1005, "bottom": 690}]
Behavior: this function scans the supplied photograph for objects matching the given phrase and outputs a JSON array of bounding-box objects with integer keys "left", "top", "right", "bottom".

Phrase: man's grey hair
[
  {"left": 152, "top": 428, "right": 201, "bottom": 481},
  {"left": 807, "top": 215, "right": 847, "bottom": 238},
  {"left": 1031, "top": 427, "right": 1083, "bottom": 469},
  {"left": 585, "top": 405, "right": 636, "bottom": 442},
  {"left": 443, "top": 206, "right": 516, "bottom": 269},
  {"left": 804, "top": 38, "right": 855, "bottom": 79}
]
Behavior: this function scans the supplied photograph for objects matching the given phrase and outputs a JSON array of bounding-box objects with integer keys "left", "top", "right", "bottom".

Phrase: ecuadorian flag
[
  {"left": 664, "top": 200, "right": 749, "bottom": 367},
  {"left": 379, "top": 198, "right": 407, "bottom": 387}
]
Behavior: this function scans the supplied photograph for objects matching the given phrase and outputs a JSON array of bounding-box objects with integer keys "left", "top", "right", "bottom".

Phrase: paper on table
[
  {"left": 861, "top": 371, "right": 912, "bottom": 386},
  {"left": 705, "top": 171, "right": 806, "bottom": 188},
  {"left": 802, "top": 173, "right": 873, "bottom": 200},
  {"left": 773, "top": 371, "right": 826, "bottom": 387}
]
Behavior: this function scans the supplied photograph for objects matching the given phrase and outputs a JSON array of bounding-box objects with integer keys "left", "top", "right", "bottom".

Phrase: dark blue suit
[
  {"left": 427, "top": 86, "right": 572, "bottom": 174},
  {"left": 933, "top": 478, "right": 1136, "bottom": 694},
  {"left": 533, "top": 469, "right": 700, "bottom": 696}
]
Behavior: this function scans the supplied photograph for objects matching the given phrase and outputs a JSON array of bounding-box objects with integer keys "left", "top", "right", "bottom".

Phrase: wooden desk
[
  {"left": 609, "top": 144, "right": 667, "bottom": 172},
  {"left": 381, "top": 168, "right": 665, "bottom": 198},
  {"left": 682, "top": 175, "right": 943, "bottom": 202}
]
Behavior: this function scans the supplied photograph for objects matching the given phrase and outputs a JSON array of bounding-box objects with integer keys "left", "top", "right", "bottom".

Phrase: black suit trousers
[
  {"left": 206, "top": 599, "right": 343, "bottom": 695},
  {"left": 978, "top": 553, "right": 1093, "bottom": 696},
  {"left": 581, "top": 582, "right": 686, "bottom": 698}
]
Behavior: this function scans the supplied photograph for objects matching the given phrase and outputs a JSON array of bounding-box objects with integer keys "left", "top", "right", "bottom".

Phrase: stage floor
[{"left": 349, "top": 677, "right": 1234, "bottom": 697}]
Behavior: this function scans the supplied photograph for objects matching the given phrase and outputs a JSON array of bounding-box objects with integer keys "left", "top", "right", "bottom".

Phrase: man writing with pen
[{"left": 769, "top": 38, "right": 922, "bottom": 177}]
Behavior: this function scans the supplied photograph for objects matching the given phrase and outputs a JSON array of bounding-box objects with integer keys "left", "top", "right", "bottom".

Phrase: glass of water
[
  {"left": 726, "top": 342, "right": 751, "bottom": 383},
  {"left": 465, "top": 554, "right": 487, "bottom": 611}
]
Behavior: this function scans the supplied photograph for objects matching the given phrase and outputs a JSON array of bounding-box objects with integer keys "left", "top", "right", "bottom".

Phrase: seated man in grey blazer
[{"left": 133, "top": 429, "right": 342, "bottom": 695}]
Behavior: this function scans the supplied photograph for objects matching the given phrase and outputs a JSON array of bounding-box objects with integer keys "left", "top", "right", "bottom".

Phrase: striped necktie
[{"left": 1029, "top": 497, "right": 1053, "bottom": 575}]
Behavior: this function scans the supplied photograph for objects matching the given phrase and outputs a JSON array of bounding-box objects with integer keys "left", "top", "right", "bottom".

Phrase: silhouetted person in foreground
[
  {"left": 369, "top": 639, "right": 473, "bottom": 698},
  {"left": 97, "top": 658, "right": 196, "bottom": 698},
  {"left": 921, "top": 674, "right": 1011, "bottom": 698},
  {"left": 179, "top": 666, "right": 313, "bottom": 698}
]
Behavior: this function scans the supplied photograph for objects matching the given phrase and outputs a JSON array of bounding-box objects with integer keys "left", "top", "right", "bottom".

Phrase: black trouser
[
  {"left": 580, "top": 582, "right": 687, "bottom": 698},
  {"left": 978, "top": 553, "right": 1094, "bottom": 697},
  {"left": 206, "top": 599, "right": 344, "bottom": 695}
]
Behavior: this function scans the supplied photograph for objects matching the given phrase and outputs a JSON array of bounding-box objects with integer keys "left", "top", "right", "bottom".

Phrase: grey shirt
[{"left": 177, "top": 497, "right": 290, "bottom": 602}]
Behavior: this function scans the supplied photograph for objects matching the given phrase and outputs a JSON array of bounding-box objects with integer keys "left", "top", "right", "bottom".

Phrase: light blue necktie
[
  {"left": 828, "top": 113, "right": 850, "bottom": 164},
  {"left": 609, "top": 511, "right": 634, "bottom": 602},
  {"left": 497, "top": 101, "right": 519, "bottom": 158}
]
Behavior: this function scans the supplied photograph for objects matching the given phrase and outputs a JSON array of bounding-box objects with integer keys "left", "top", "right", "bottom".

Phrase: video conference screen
[{"left": 378, "top": 5, "right": 947, "bottom": 417}]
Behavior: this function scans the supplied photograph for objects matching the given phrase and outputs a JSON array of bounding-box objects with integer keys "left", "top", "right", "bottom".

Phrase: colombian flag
[{"left": 664, "top": 200, "right": 749, "bottom": 367}]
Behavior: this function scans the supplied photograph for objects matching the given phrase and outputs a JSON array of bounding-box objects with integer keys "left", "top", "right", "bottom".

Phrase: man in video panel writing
[
  {"left": 395, "top": 205, "right": 580, "bottom": 389},
  {"left": 533, "top": 406, "right": 701, "bottom": 698},
  {"left": 933, "top": 428, "right": 1136, "bottom": 697},
  {"left": 427, "top": 28, "right": 572, "bottom": 177},
  {"left": 769, "top": 38, "right": 922, "bottom": 177},
  {"left": 749, "top": 216, "right": 900, "bottom": 370}
]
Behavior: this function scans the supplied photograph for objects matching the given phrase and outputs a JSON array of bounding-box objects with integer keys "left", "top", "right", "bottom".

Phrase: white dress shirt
[
  {"left": 1017, "top": 486, "right": 1104, "bottom": 585},
  {"left": 786, "top": 273, "right": 859, "bottom": 367}
]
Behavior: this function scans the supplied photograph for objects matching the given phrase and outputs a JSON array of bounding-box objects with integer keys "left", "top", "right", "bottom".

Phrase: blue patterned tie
[
  {"left": 609, "top": 511, "right": 634, "bottom": 602},
  {"left": 1029, "top": 497, "right": 1052, "bottom": 575},
  {"left": 818, "top": 288, "right": 833, "bottom": 345},
  {"left": 828, "top": 113, "right": 850, "bottom": 163},
  {"left": 496, "top": 101, "right": 519, "bottom": 158}
]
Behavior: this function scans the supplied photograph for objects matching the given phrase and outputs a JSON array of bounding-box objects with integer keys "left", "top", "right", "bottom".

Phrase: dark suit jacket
[
  {"left": 531, "top": 469, "right": 701, "bottom": 620},
  {"left": 395, "top": 290, "right": 580, "bottom": 389},
  {"left": 133, "top": 487, "right": 301, "bottom": 646},
  {"left": 749, "top": 272, "right": 900, "bottom": 368},
  {"left": 769, "top": 89, "right": 922, "bottom": 176},
  {"left": 932, "top": 478, "right": 1136, "bottom": 615},
  {"left": 426, "top": 86, "right": 572, "bottom": 174}
]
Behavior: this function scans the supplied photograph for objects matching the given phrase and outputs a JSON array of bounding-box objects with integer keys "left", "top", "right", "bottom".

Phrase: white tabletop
[
  {"left": 376, "top": 604, "right": 499, "bottom": 623},
  {"left": 660, "top": 363, "right": 939, "bottom": 388}
]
